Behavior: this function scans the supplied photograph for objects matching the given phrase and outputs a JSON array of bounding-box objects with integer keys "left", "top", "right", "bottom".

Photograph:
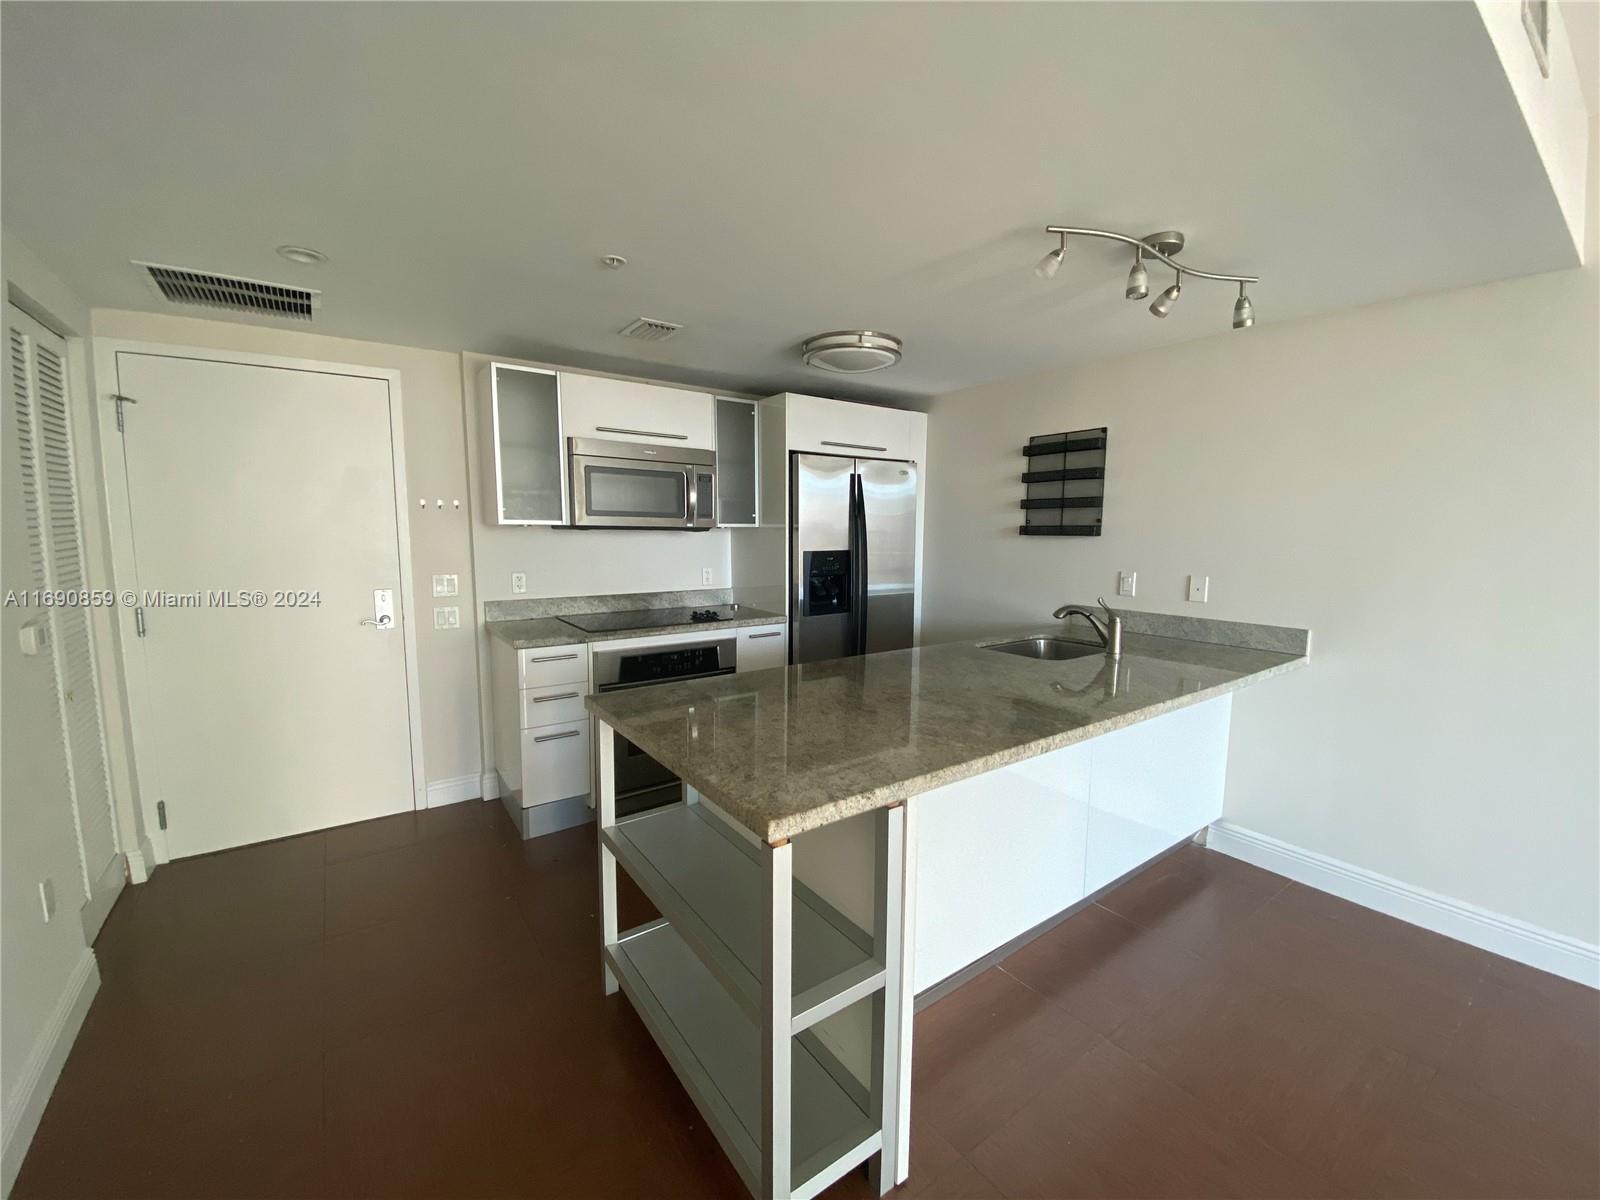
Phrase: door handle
[
  {"left": 747, "top": 631, "right": 782, "bottom": 639},
  {"left": 532, "top": 692, "right": 581, "bottom": 702},
  {"left": 359, "top": 615, "right": 393, "bottom": 628},
  {"left": 533, "top": 729, "right": 581, "bottom": 743},
  {"left": 529, "top": 653, "right": 579, "bottom": 663},
  {"left": 822, "top": 440, "right": 888, "bottom": 453}
]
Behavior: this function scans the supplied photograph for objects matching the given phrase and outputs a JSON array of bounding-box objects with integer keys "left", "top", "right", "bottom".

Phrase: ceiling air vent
[
  {"left": 136, "top": 261, "right": 320, "bottom": 321},
  {"left": 618, "top": 316, "right": 682, "bottom": 342}
]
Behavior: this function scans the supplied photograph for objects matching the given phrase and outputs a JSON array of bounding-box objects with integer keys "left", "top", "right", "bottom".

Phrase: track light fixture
[
  {"left": 1232, "top": 281, "right": 1254, "bottom": 329},
  {"left": 1149, "top": 272, "right": 1182, "bottom": 318},
  {"left": 1032, "top": 225, "right": 1259, "bottom": 330},
  {"left": 1034, "top": 231, "right": 1067, "bottom": 280},
  {"left": 1125, "top": 248, "right": 1149, "bottom": 300}
]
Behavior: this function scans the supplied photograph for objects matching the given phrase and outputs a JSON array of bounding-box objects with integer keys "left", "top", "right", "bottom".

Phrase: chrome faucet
[{"left": 1052, "top": 597, "right": 1123, "bottom": 659}]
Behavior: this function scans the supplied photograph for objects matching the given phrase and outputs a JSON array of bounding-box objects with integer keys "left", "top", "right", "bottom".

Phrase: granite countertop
[
  {"left": 586, "top": 630, "right": 1308, "bottom": 844},
  {"left": 487, "top": 607, "right": 786, "bottom": 649}
]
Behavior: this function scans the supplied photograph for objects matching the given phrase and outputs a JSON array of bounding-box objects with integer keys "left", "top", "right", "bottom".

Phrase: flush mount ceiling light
[
  {"left": 1032, "top": 225, "right": 1259, "bottom": 330},
  {"left": 801, "top": 330, "right": 903, "bottom": 373},
  {"left": 275, "top": 245, "right": 327, "bottom": 265}
]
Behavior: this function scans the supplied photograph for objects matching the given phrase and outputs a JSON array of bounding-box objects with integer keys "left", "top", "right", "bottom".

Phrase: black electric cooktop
[{"left": 559, "top": 604, "right": 744, "bottom": 633}]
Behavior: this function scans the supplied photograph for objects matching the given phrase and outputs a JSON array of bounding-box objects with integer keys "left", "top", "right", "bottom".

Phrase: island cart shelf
[{"left": 595, "top": 722, "right": 912, "bottom": 1200}]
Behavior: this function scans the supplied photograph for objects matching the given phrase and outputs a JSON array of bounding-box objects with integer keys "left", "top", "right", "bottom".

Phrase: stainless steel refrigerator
[{"left": 790, "top": 453, "right": 920, "bottom": 664}]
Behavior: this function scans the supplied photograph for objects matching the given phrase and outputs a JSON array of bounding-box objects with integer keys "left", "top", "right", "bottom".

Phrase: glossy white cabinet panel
[
  {"left": 913, "top": 742, "right": 1091, "bottom": 992},
  {"left": 784, "top": 393, "right": 915, "bottom": 460},
  {"left": 521, "top": 720, "right": 592, "bottom": 806},
  {"left": 736, "top": 623, "right": 787, "bottom": 672},
  {"left": 520, "top": 680, "right": 589, "bottom": 729},
  {"left": 518, "top": 644, "right": 588, "bottom": 689},
  {"left": 560, "top": 373, "right": 714, "bottom": 449},
  {"left": 1083, "top": 694, "right": 1231, "bottom": 895}
]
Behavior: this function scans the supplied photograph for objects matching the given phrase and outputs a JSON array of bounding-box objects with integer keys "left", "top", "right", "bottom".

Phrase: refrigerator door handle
[{"left": 853, "top": 471, "right": 870, "bottom": 654}]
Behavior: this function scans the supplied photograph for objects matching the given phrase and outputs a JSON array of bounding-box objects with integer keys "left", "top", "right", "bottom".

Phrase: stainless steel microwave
[{"left": 568, "top": 437, "right": 717, "bottom": 530}]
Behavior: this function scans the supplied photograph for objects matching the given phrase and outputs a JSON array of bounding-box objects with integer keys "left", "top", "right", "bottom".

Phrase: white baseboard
[
  {"left": 1208, "top": 820, "right": 1600, "bottom": 988},
  {"left": 1, "top": 948, "right": 100, "bottom": 1195},
  {"left": 480, "top": 770, "right": 501, "bottom": 802},
  {"left": 78, "top": 853, "right": 126, "bottom": 943},
  {"left": 424, "top": 774, "right": 483, "bottom": 809},
  {"left": 125, "top": 835, "right": 155, "bottom": 885}
]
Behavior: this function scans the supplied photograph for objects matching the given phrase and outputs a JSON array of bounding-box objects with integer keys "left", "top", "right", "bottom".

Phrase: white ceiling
[{"left": 0, "top": 2, "right": 1581, "bottom": 403}]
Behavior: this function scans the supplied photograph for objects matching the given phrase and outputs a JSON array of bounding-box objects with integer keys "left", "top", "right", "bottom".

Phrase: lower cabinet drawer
[
  {"left": 519, "top": 645, "right": 587, "bottom": 689},
  {"left": 521, "top": 720, "right": 591, "bottom": 806},
  {"left": 520, "top": 681, "right": 588, "bottom": 728}
]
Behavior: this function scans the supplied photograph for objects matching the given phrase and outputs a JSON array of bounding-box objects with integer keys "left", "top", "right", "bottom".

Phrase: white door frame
[{"left": 92, "top": 338, "right": 427, "bottom": 867}]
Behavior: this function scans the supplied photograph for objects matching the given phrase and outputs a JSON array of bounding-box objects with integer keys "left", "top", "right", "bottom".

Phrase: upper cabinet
[
  {"left": 714, "top": 397, "right": 758, "bottom": 527},
  {"left": 481, "top": 362, "right": 565, "bottom": 525},
  {"left": 560, "top": 373, "right": 715, "bottom": 450},
  {"left": 782, "top": 393, "right": 920, "bottom": 462}
]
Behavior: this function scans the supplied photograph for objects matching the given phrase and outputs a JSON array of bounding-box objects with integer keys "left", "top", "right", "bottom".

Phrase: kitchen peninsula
[{"left": 587, "top": 613, "right": 1309, "bottom": 1200}]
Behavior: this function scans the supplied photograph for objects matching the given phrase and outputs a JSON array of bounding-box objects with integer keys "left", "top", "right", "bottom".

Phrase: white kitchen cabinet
[
  {"left": 480, "top": 362, "right": 565, "bottom": 525},
  {"left": 491, "top": 636, "right": 594, "bottom": 839},
  {"left": 713, "top": 397, "right": 758, "bottom": 526},
  {"left": 560, "top": 372, "right": 715, "bottom": 449},
  {"left": 783, "top": 393, "right": 916, "bottom": 460},
  {"left": 736, "top": 622, "right": 787, "bottom": 671}
]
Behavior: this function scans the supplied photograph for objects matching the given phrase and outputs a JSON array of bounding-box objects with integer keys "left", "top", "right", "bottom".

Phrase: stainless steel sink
[{"left": 985, "top": 637, "right": 1104, "bottom": 661}]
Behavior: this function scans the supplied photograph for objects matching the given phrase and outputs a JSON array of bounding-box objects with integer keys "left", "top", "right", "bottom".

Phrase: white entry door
[{"left": 113, "top": 351, "right": 416, "bottom": 859}]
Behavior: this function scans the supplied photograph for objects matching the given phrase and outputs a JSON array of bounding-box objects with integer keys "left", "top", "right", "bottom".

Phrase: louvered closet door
[{"left": 6, "top": 306, "right": 122, "bottom": 933}]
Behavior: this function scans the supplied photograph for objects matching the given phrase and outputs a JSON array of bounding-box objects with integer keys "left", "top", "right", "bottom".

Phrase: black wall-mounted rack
[{"left": 1019, "top": 426, "right": 1106, "bottom": 536}]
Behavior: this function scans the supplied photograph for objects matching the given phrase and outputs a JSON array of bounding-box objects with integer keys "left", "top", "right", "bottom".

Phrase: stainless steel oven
[
  {"left": 569, "top": 437, "right": 716, "bottom": 530},
  {"left": 593, "top": 634, "right": 737, "bottom": 816}
]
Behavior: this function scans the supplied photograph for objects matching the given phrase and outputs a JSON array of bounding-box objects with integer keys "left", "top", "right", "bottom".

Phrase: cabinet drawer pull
[
  {"left": 747, "top": 631, "right": 783, "bottom": 639},
  {"left": 821, "top": 439, "right": 889, "bottom": 452},
  {"left": 533, "top": 729, "right": 581, "bottom": 743},
  {"left": 529, "top": 653, "right": 579, "bottom": 662},
  {"left": 532, "top": 691, "right": 581, "bottom": 702},
  {"left": 595, "top": 426, "right": 689, "bottom": 441}
]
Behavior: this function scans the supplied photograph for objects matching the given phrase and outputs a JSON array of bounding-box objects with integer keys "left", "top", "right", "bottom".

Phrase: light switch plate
[
  {"left": 1187, "top": 574, "right": 1210, "bottom": 603},
  {"left": 1117, "top": 571, "right": 1137, "bottom": 598},
  {"left": 433, "top": 606, "right": 460, "bottom": 630},
  {"left": 511, "top": 572, "right": 527, "bottom": 594},
  {"left": 431, "top": 573, "right": 458, "bottom": 598},
  {"left": 18, "top": 619, "right": 48, "bottom": 656}
]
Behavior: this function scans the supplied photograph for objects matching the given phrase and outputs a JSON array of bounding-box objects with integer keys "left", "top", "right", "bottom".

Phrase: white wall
[
  {"left": 1, "top": 232, "right": 101, "bottom": 1193},
  {"left": 921, "top": 159, "right": 1599, "bottom": 945},
  {"left": 88, "top": 310, "right": 485, "bottom": 794}
]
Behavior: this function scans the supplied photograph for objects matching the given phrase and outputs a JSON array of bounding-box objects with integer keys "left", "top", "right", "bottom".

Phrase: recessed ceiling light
[
  {"left": 601, "top": 254, "right": 627, "bottom": 270},
  {"left": 801, "top": 330, "right": 903, "bottom": 373},
  {"left": 276, "top": 245, "right": 328, "bottom": 265}
]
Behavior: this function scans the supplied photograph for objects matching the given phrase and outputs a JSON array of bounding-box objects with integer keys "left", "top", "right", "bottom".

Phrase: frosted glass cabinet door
[
  {"left": 488, "top": 363, "right": 564, "bottom": 524},
  {"left": 714, "top": 397, "right": 758, "bottom": 526}
]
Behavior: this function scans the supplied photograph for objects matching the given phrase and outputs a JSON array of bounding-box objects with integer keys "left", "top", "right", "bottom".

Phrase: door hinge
[
  {"left": 134, "top": 607, "right": 146, "bottom": 637},
  {"left": 113, "top": 393, "right": 138, "bottom": 433},
  {"left": 156, "top": 801, "right": 167, "bottom": 831}
]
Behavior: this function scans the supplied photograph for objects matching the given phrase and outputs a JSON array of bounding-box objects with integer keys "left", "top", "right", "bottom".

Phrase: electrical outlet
[
  {"left": 1187, "top": 574, "right": 1210, "bottom": 603},
  {"left": 431, "top": 573, "right": 458, "bottom": 598},
  {"left": 511, "top": 572, "right": 527, "bottom": 594},
  {"left": 701, "top": 567, "right": 713, "bottom": 586},
  {"left": 38, "top": 879, "right": 55, "bottom": 923},
  {"left": 433, "top": 606, "right": 460, "bottom": 630},
  {"left": 1117, "top": 571, "right": 1137, "bottom": 598}
]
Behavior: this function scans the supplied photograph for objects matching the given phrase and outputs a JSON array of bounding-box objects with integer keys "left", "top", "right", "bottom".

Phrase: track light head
[
  {"left": 1232, "top": 283, "right": 1254, "bottom": 329},
  {"left": 1125, "top": 253, "right": 1149, "bottom": 301},
  {"left": 1034, "top": 233, "right": 1067, "bottom": 280},
  {"left": 1149, "top": 274, "right": 1181, "bottom": 318}
]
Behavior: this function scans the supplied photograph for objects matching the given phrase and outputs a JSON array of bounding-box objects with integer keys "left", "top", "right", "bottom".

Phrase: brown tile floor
[{"left": 14, "top": 802, "right": 1599, "bottom": 1199}]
